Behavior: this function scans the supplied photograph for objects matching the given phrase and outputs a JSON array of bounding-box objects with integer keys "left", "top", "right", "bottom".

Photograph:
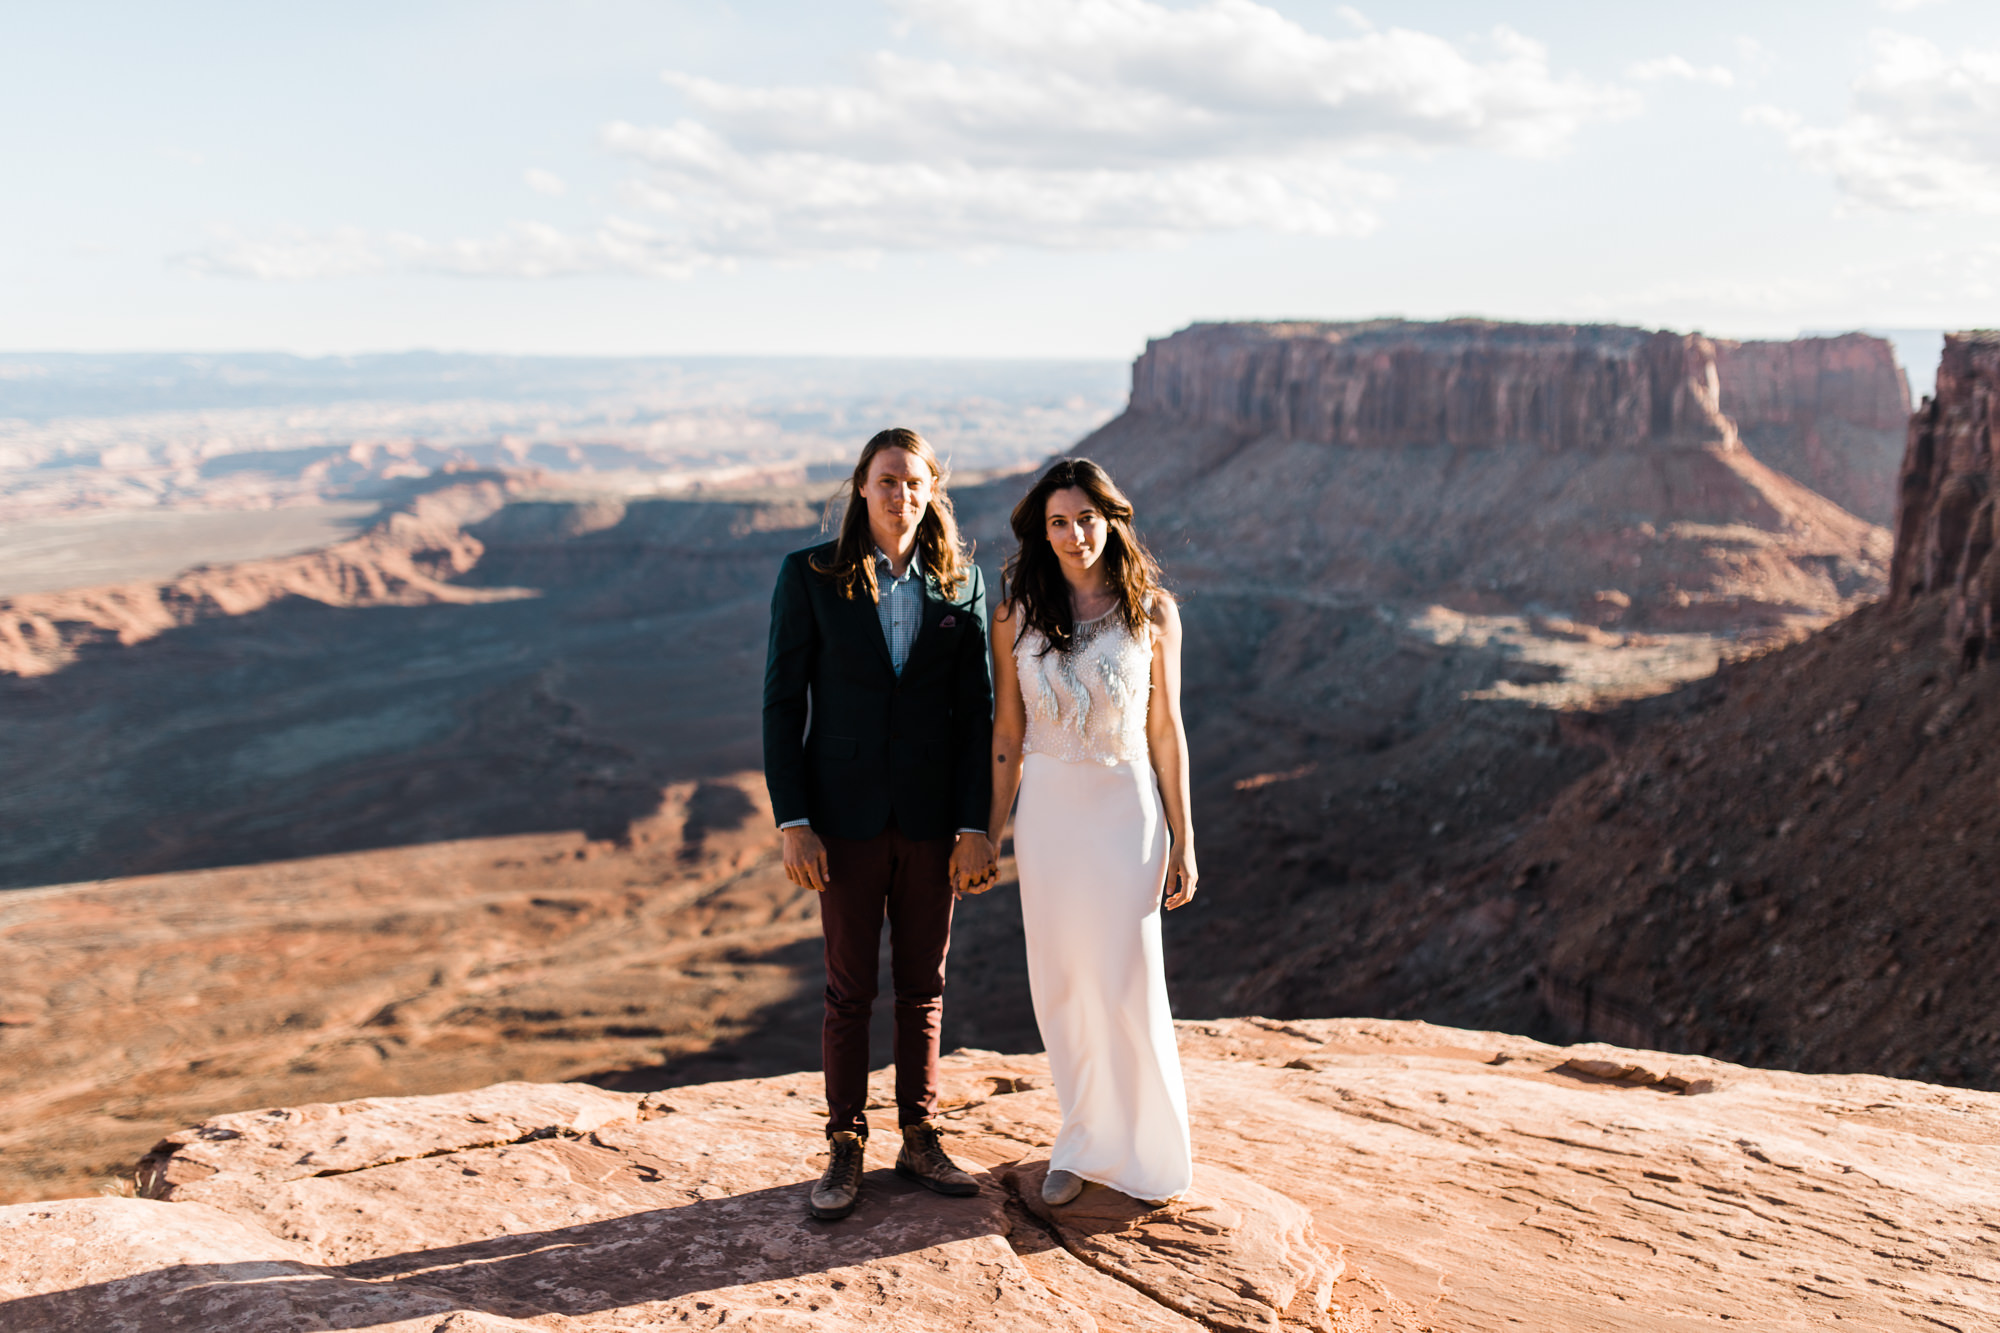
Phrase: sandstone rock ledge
[{"left": 3, "top": 1019, "right": 1995, "bottom": 1332}]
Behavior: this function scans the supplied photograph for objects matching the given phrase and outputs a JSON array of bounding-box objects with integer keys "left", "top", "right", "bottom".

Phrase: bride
[{"left": 973, "top": 456, "right": 1198, "bottom": 1207}]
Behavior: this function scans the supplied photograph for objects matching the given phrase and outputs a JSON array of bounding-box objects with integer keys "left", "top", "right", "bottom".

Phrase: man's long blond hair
[{"left": 811, "top": 427, "right": 970, "bottom": 601}]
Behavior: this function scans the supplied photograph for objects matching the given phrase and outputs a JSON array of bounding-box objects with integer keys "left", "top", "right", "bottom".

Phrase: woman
[{"left": 982, "top": 456, "right": 1198, "bottom": 1208}]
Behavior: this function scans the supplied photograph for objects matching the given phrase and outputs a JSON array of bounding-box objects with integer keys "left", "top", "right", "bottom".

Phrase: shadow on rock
[{"left": 0, "top": 1177, "right": 1003, "bottom": 1330}]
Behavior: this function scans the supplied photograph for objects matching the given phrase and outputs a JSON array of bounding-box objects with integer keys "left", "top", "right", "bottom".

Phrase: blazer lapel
[
  {"left": 848, "top": 577, "right": 896, "bottom": 677},
  {"left": 908, "top": 574, "right": 936, "bottom": 667},
  {"left": 905, "top": 571, "right": 955, "bottom": 672}
]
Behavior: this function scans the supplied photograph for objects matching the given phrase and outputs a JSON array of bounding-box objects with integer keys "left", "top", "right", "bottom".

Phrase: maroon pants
[{"left": 818, "top": 819, "right": 956, "bottom": 1138}]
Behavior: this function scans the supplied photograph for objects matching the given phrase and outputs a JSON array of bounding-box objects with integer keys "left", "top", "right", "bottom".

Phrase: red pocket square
[{"left": 939, "top": 615, "right": 958, "bottom": 628}]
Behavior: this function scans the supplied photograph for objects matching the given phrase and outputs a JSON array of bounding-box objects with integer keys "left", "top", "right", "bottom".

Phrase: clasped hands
[
  {"left": 780, "top": 825, "right": 999, "bottom": 898},
  {"left": 949, "top": 831, "right": 999, "bottom": 898}
]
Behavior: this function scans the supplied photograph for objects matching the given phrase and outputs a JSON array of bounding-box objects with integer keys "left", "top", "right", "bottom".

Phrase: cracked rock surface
[{"left": 4, "top": 1017, "right": 1996, "bottom": 1331}]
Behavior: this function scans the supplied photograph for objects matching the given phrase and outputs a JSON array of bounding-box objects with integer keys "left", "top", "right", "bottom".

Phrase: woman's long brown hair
[
  {"left": 810, "top": 427, "right": 970, "bottom": 601},
  {"left": 1003, "top": 457, "right": 1164, "bottom": 654}
]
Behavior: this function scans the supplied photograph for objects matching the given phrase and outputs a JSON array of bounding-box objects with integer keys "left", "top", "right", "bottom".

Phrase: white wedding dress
[{"left": 1013, "top": 604, "right": 1192, "bottom": 1202}]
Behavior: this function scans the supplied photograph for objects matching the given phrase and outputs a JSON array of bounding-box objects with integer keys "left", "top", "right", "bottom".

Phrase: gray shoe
[
  {"left": 810, "top": 1131, "right": 866, "bottom": 1220},
  {"left": 895, "top": 1122, "right": 980, "bottom": 1196},
  {"left": 1041, "top": 1168, "right": 1084, "bottom": 1206}
]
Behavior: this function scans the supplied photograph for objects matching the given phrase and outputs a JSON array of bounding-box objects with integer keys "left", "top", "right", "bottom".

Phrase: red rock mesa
[{"left": 1083, "top": 320, "right": 1888, "bottom": 631}]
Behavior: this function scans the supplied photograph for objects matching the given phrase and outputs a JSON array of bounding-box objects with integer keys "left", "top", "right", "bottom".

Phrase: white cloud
[
  {"left": 175, "top": 221, "right": 702, "bottom": 282},
  {"left": 599, "top": 117, "right": 1391, "bottom": 256},
  {"left": 176, "top": 226, "right": 386, "bottom": 280},
  {"left": 1878, "top": 0, "right": 1948, "bottom": 12},
  {"left": 1627, "top": 55, "right": 1734, "bottom": 87},
  {"left": 178, "top": 0, "right": 1629, "bottom": 279},
  {"left": 400, "top": 219, "right": 699, "bottom": 279},
  {"left": 1751, "top": 30, "right": 2000, "bottom": 212},
  {"left": 523, "top": 168, "right": 568, "bottom": 197},
  {"left": 594, "top": 0, "right": 1630, "bottom": 264}
]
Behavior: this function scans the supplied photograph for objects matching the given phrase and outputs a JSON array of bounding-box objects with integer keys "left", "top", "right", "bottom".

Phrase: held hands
[
  {"left": 1163, "top": 844, "right": 1199, "bottom": 910},
  {"left": 781, "top": 825, "right": 832, "bottom": 893},
  {"left": 949, "top": 831, "right": 999, "bottom": 899}
]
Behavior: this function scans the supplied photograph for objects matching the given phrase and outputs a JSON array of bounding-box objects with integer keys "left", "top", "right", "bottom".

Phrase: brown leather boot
[
  {"left": 895, "top": 1121, "right": 979, "bottom": 1196},
  {"left": 810, "top": 1131, "right": 866, "bottom": 1220}
]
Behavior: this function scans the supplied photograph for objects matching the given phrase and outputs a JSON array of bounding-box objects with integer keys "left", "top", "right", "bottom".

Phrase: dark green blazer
[{"left": 762, "top": 541, "right": 992, "bottom": 842}]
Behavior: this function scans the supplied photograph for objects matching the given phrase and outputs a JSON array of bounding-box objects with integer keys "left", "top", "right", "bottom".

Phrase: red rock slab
[
  {"left": 144, "top": 1074, "right": 1094, "bottom": 1331},
  {"left": 1015, "top": 1159, "right": 1344, "bottom": 1333},
  {"left": 16, "top": 1023, "right": 2000, "bottom": 1331},
  {"left": 144, "top": 1081, "right": 648, "bottom": 1214},
  {"left": 0, "top": 1197, "right": 549, "bottom": 1332},
  {"left": 1001, "top": 1196, "right": 1209, "bottom": 1333},
  {"left": 276, "top": 1149, "right": 1083, "bottom": 1329}
]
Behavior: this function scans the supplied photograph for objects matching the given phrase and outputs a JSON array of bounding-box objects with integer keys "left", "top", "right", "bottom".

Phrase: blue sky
[{"left": 6, "top": 0, "right": 1998, "bottom": 358}]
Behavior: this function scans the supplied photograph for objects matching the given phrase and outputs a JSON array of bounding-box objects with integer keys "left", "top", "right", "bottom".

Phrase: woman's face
[{"left": 1044, "top": 485, "right": 1108, "bottom": 576}]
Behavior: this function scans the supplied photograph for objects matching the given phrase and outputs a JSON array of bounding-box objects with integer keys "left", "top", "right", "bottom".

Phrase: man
[{"left": 762, "top": 426, "right": 997, "bottom": 1221}]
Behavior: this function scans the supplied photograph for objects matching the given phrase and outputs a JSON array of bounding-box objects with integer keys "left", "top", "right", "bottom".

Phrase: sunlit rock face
[
  {"left": 1128, "top": 319, "right": 1742, "bottom": 454},
  {"left": 1892, "top": 331, "right": 2000, "bottom": 664},
  {"left": 1077, "top": 319, "right": 1888, "bottom": 635},
  {"left": 1713, "top": 332, "right": 1911, "bottom": 524}
]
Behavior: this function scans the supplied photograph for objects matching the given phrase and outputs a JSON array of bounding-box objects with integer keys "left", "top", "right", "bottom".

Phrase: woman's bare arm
[
  {"left": 1145, "top": 596, "right": 1198, "bottom": 908},
  {"left": 971, "top": 602, "right": 1027, "bottom": 892}
]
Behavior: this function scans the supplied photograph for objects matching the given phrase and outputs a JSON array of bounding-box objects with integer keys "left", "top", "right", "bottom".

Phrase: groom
[{"left": 763, "top": 427, "right": 996, "bottom": 1221}]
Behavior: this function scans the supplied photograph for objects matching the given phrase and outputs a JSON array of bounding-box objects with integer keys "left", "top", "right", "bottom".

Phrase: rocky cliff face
[
  {"left": 1713, "top": 333, "right": 1911, "bottom": 523},
  {"left": 1096, "top": 320, "right": 1886, "bottom": 631},
  {"left": 1327, "top": 331, "right": 2000, "bottom": 1090},
  {"left": 1125, "top": 322, "right": 1911, "bottom": 523},
  {"left": 1130, "top": 320, "right": 1742, "bottom": 453},
  {"left": 1891, "top": 331, "right": 2000, "bottom": 665},
  {"left": 6, "top": 1018, "right": 1995, "bottom": 1332}
]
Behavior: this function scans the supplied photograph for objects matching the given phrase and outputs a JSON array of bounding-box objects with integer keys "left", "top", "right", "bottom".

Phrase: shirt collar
[{"left": 873, "top": 546, "right": 917, "bottom": 586}]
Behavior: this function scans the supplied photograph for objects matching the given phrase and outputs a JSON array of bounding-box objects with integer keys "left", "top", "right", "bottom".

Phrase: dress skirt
[{"left": 1014, "top": 751, "right": 1193, "bottom": 1202}]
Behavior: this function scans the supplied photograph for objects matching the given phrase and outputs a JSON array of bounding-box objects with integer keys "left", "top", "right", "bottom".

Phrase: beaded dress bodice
[{"left": 1016, "top": 605, "right": 1154, "bottom": 765}]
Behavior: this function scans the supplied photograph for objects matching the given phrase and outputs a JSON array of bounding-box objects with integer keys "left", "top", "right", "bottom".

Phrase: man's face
[{"left": 863, "top": 447, "right": 935, "bottom": 540}]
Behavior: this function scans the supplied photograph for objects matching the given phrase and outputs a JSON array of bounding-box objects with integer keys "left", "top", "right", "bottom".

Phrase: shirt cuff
[{"left": 778, "top": 818, "right": 811, "bottom": 830}]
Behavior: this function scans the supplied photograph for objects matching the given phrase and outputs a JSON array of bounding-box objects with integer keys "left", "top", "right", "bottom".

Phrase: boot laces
[
  {"left": 825, "top": 1135, "right": 864, "bottom": 1190},
  {"left": 905, "top": 1124, "right": 952, "bottom": 1171}
]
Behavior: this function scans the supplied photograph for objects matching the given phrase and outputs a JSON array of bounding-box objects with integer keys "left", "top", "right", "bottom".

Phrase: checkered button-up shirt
[{"left": 875, "top": 548, "right": 920, "bottom": 675}]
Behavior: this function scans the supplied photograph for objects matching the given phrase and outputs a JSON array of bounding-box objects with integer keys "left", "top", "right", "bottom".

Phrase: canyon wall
[
  {"left": 1084, "top": 320, "right": 1887, "bottom": 633},
  {"left": 1304, "top": 328, "right": 2000, "bottom": 1089},
  {"left": 1713, "top": 333, "right": 1911, "bottom": 523},
  {"left": 1891, "top": 331, "right": 2000, "bottom": 664},
  {"left": 1126, "top": 322, "right": 1911, "bottom": 523},
  {"left": 1128, "top": 319, "right": 1741, "bottom": 453}
]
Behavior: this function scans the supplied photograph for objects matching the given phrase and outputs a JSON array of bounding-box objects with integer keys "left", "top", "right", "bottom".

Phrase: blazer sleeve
[
  {"left": 950, "top": 564, "right": 995, "bottom": 833},
  {"left": 762, "top": 552, "right": 816, "bottom": 828}
]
